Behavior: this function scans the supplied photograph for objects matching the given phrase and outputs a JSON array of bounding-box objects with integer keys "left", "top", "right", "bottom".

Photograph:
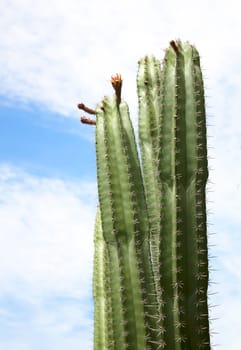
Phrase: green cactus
[{"left": 80, "top": 40, "right": 211, "bottom": 349}]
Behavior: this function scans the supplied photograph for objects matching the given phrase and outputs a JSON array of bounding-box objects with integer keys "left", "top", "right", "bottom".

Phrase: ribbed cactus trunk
[
  {"left": 81, "top": 40, "right": 211, "bottom": 350},
  {"left": 137, "top": 41, "right": 210, "bottom": 349},
  {"left": 94, "top": 76, "right": 162, "bottom": 349}
]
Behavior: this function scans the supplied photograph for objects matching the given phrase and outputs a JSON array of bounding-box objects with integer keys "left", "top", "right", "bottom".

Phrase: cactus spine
[{"left": 82, "top": 40, "right": 211, "bottom": 349}]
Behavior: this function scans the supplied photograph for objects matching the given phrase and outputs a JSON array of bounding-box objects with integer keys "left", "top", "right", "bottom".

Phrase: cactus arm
[
  {"left": 184, "top": 43, "right": 210, "bottom": 348},
  {"left": 96, "top": 95, "right": 147, "bottom": 349},
  {"left": 95, "top": 102, "right": 126, "bottom": 349},
  {"left": 158, "top": 45, "right": 180, "bottom": 349},
  {"left": 93, "top": 208, "right": 113, "bottom": 349},
  {"left": 105, "top": 96, "right": 146, "bottom": 349},
  {"left": 137, "top": 56, "right": 162, "bottom": 233},
  {"left": 137, "top": 56, "right": 162, "bottom": 277},
  {"left": 157, "top": 41, "right": 210, "bottom": 349},
  {"left": 118, "top": 101, "right": 163, "bottom": 349},
  {"left": 173, "top": 41, "right": 210, "bottom": 348},
  {"left": 96, "top": 83, "right": 162, "bottom": 349}
]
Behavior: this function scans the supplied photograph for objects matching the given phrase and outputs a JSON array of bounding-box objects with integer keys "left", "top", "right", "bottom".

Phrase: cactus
[{"left": 79, "top": 40, "right": 211, "bottom": 349}]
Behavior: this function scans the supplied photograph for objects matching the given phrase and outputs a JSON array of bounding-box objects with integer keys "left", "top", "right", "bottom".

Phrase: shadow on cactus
[{"left": 78, "top": 40, "right": 211, "bottom": 350}]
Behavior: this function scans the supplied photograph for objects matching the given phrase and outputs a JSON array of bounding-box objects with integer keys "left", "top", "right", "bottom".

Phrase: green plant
[{"left": 79, "top": 40, "right": 211, "bottom": 349}]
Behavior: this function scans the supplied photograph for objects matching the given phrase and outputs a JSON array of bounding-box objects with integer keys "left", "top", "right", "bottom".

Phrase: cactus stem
[
  {"left": 91, "top": 40, "right": 211, "bottom": 350},
  {"left": 169, "top": 40, "right": 179, "bottom": 52},
  {"left": 77, "top": 102, "right": 96, "bottom": 114},
  {"left": 80, "top": 116, "right": 96, "bottom": 125}
]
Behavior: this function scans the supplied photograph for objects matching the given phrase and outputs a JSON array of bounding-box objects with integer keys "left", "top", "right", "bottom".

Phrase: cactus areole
[{"left": 79, "top": 40, "right": 211, "bottom": 350}]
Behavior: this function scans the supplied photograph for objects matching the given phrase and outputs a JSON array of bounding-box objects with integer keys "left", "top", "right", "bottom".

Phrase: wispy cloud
[
  {"left": 1, "top": 0, "right": 241, "bottom": 119},
  {"left": 0, "top": 164, "right": 96, "bottom": 349}
]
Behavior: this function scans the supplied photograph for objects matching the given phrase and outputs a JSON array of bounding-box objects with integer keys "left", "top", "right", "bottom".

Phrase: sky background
[{"left": 0, "top": 0, "right": 241, "bottom": 349}]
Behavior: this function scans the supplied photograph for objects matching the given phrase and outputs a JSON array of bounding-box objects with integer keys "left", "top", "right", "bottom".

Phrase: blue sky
[
  {"left": 1, "top": 0, "right": 241, "bottom": 349},
  {"left": 0, "top": 103, "right": 96, "bottom": 179}
]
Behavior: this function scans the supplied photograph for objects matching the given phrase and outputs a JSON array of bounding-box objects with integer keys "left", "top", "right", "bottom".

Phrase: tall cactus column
[
  {"left": 137, "top": 41, "right": 210, "bottom": 349},
  {"left": 94, "top": 75, "right": 162, "bottom": 350}
]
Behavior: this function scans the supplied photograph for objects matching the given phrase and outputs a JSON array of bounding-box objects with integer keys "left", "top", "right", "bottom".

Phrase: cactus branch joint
[{"left": 78, "top": 40, "right": 211, "bottom": 350}]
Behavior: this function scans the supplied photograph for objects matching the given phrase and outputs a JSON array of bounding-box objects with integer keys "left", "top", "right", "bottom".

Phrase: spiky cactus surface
[{"left": 80, "top": 40, "right": 211, "bottom": 350}]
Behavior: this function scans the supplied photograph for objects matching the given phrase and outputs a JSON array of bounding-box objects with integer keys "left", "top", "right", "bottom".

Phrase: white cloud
[
  {"left": 206, "top": 210, "right": 241, "bottom": 349},
  {"left": 1, "top": 0, "right": 241, "bottom": 119},
  {"left": 0, "top": 164, "right": 96, "bottom": 349},
  {"left": 0, "top": 164, "right": 97, "bottom": 296}
]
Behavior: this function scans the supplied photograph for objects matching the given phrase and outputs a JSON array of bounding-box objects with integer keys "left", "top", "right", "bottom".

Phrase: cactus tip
[
  {"left": 111, "top": 73, "right": 122, "bottom": 104},
  {"left": 77, "top": 102, "right": 96, "bottom": 115},
  {"left": 80, "top": 116, "right": 96, "bottom": 125},
  {"left": 170, "top": 40, "right": 179, "bottom": 52}
]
